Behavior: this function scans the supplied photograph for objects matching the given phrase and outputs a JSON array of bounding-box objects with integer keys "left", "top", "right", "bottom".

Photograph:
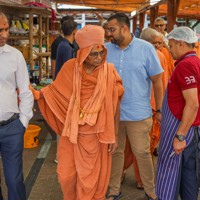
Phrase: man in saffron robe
[
  {"left": 33, "top": 25, "right": 124, "bottom": 200},
  {"left": 140, "top": 28, "right": 169, "bottom": 154},
  {"left": 157, "top": 34, "right": 175, "bottom": 76},
  {"left": 156, "top": 26, "right": 200, "bottom": 200}
]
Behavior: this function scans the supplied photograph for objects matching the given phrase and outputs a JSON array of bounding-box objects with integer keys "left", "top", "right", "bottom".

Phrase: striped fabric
[{"left": 156, "top": 89, "right": 195, "bottom": 200}]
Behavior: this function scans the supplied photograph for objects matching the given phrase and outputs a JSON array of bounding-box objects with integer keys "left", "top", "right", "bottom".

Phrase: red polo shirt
[{"left": 168, "top": 51, "right": 200, "bottom": 126}]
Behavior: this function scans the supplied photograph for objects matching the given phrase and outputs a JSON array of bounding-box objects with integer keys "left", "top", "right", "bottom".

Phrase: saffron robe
[{"left": 37, "top": 57, "right": 124, "bottom": 200}]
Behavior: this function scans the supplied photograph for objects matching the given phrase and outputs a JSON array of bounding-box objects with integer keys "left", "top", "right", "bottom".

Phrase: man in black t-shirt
[
  {"left": 55, "top": 20, "right": 78, "bottom": 78},
  {"left": 50, "top": 16, "right": 79, "bottom": 79}
]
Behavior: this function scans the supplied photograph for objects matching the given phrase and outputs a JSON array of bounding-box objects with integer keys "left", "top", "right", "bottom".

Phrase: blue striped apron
[{"left": 156, "top": 89, "right": 195, "bottom": 200}]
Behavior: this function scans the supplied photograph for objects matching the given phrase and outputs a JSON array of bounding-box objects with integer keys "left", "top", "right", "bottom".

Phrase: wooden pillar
[
  {"left": 45, "top": 17, "right": 49, "bottom": 76},
  {"left": 167, "top": 0, "right": 180, "bottom": 32},
  {"left": 139, "top": 12, "right": 145, "bottom": 32},
  {"left": 29, "top": 13, "right": 34, "bottom": 70},
  {"left": 132, "top": 16, "right": 137, "bottom": 34},
  {"left": 39, "top": 15, "right": 43, "bottom": 80},
  {"left": 150, "top": 6, "right": 158, "bottom": 28}
]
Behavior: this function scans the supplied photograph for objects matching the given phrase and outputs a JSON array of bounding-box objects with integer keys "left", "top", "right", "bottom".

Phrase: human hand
[
  {"left": 108, "top": 142, "right": 118, "bottom": 154},
  {"left": 155, "top": 112, "right": 162, "bottom": 124},
  {"left": 173, "top": 138, "right": 186, "bottom": 155},
  {"left": 29, "top": 85, "right": 43, "bottom": 100}
]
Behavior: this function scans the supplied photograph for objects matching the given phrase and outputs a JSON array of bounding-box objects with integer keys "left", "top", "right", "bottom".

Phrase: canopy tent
[{"left": 55, "top": 0, "right": 200, "bottom": 32}]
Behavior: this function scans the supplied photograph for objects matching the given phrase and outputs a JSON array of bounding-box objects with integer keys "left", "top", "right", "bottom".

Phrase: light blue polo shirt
[{"left": 106, "top": 36, "right": 163, "bottom": 121}]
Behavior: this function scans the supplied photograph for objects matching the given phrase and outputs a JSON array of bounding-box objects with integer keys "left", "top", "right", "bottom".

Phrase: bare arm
[
  {"left": 173, "top": 88, "right": 199, "bottom": 154},
  {"left": 150, "top": 73, "right": 163, "bottom": 123}
]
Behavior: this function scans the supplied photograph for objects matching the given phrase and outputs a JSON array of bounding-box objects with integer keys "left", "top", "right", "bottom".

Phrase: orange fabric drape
[
  {"left": 160, "top": 47, "right": 174, "bottom": 77},
  {"left": 194, "top": 42, "right": 200, "bottom": 58},
  {"left": 149, "top": 50, "right": 169, "bottom": 153},
  {"left": 36, "top": 53, "right": 123, "bottom": 200}
]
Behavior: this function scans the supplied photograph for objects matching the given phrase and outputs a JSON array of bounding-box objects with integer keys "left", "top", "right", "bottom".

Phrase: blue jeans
[{"left": 0, "top": 118, "right": 26, "bottom": 200}]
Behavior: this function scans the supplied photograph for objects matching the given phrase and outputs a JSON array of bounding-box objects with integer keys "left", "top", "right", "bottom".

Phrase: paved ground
[
  {"left": 0, "top": 106, "right": 197, "bottom": 200},
  {"left": 0, "top": 106, "right": 150, "bottom": 200}
]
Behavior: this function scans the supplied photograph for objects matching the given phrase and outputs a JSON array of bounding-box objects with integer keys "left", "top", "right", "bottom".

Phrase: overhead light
[
  {"left": 191, "top": 4, "right": 197, "bottom": 8},
  {"left": 150, "top": 0, "right": 161, "bottom": 6},
  {"left": 131, "top": 10, "right": 137, "bottom": 16},
  {"left": 57, "top": 4, "right": 95, "bottom": 9}
]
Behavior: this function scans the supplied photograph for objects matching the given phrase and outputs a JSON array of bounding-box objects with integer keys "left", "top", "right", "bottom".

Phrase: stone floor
[
  {"left": 0, "top": 109, "right": 198, "bottom": 200},
  {"left": 0, "top": 112, "right": 149, "bottom": 200}
]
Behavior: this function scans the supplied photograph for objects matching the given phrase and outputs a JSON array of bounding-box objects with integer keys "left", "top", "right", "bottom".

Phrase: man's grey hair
[
  {"left": 154, "top": 17, "right": 167, "bottom": 25},
  {"left": 140, "top": 28, "right": 160, "bottom": 42}
]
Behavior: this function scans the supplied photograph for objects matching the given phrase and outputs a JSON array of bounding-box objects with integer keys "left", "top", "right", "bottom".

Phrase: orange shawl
[
  {"left": 150, "top": 50, "right": 168, "bottom": 110},
  {"left": 38, "top": 48, "right": 123, "bottom": 144},
  {"left": 150, "top": 50, "right": 169, "bottom": 153},
  {"left": 160, "top": 47, "right": 174, "bottom": 76},
  {"left": 194, "top": 42, "right": 200, "bottom": 58}
]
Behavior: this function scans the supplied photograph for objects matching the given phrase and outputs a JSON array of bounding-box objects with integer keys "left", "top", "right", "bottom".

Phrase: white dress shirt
[{"left": 0, "top": 44, "right": 34, "bottom": 128}]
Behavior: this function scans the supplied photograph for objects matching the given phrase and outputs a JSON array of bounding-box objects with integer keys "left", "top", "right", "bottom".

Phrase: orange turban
[{"left": 75, "top": 25, "right": 105, "bottom": 49}]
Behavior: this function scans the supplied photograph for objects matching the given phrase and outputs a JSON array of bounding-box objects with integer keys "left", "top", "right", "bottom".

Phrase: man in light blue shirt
[{"left": 105, "top": 13, "right": 163, "bottom": 200}]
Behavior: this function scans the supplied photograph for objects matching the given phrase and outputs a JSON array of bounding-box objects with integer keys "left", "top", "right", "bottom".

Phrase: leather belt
[{"left": 0, "top": 113, "right": 19, "bottom": 126}]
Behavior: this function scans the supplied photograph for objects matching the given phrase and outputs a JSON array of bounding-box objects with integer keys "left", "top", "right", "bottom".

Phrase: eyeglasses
[
  {"left": 105, "top": 27, "right": 116, "bottom": 33},
  {"left": 152, "top": 41, "right": 163, "bottom": 45},
  {"left": 155, "top": 24, "right": 165, "bottom": 27},
  {"left": 89, "top": 50, "right": 105, "bottom": 58},
  {"left": 105, "top": 25, "right": 123, "bottom": 33}
]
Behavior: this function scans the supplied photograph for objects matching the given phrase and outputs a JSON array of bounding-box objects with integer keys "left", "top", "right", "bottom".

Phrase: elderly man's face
[
  {"left": 0, "top": 15, "right": 9, "bottom": 47},
  {"left": 151, "top": 36, "right": 163, "bottom": 50}
]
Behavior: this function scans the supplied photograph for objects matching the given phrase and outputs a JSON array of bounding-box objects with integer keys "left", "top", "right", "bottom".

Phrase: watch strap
[
  {"left": 156, "top": 109, "right": 161, "bottom": 113},
  {"left": 175, "top": 134, "right": 185, "bottom": 141}
]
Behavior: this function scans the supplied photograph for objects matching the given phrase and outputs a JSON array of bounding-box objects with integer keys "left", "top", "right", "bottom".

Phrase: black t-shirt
[
  {"left": 51, "top": 35, "right": 64, "bottom": 60},
  {"left": 51, "top": 35, "right": 79, "bottom": 60}
]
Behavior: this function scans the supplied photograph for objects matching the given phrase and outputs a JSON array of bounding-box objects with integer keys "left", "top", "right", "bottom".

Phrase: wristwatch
[
  {"left": 175, "top": 134, "right": 185, "bottom": 142},
  {"left": 156, "top": 109, "right": 161, "bottom": 113}
]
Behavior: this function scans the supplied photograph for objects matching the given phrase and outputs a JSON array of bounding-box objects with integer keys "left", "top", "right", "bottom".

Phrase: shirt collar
[
  {"left": 0, "top": 44, "right": 11, "bottom": 54},
  {"left": 114, "top": 34, "right": 134, "bottom": 50},
  {"left": 175, "top": 51, "right": 196, "bottom": 66}
]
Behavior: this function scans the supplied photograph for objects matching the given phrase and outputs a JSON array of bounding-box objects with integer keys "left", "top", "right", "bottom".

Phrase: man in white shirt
[{"left": 0, "top": 12, "right": 34, "bottom": 200}]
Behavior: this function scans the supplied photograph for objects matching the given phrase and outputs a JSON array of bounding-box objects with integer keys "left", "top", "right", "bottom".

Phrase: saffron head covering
[{"left": 75, "top": 25, "right": 105, "bottom": 49}]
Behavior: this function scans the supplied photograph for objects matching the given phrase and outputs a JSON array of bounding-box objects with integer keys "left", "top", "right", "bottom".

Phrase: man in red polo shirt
[{"left": 156, "top": 26, "right": 200, "bottom": 200}]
